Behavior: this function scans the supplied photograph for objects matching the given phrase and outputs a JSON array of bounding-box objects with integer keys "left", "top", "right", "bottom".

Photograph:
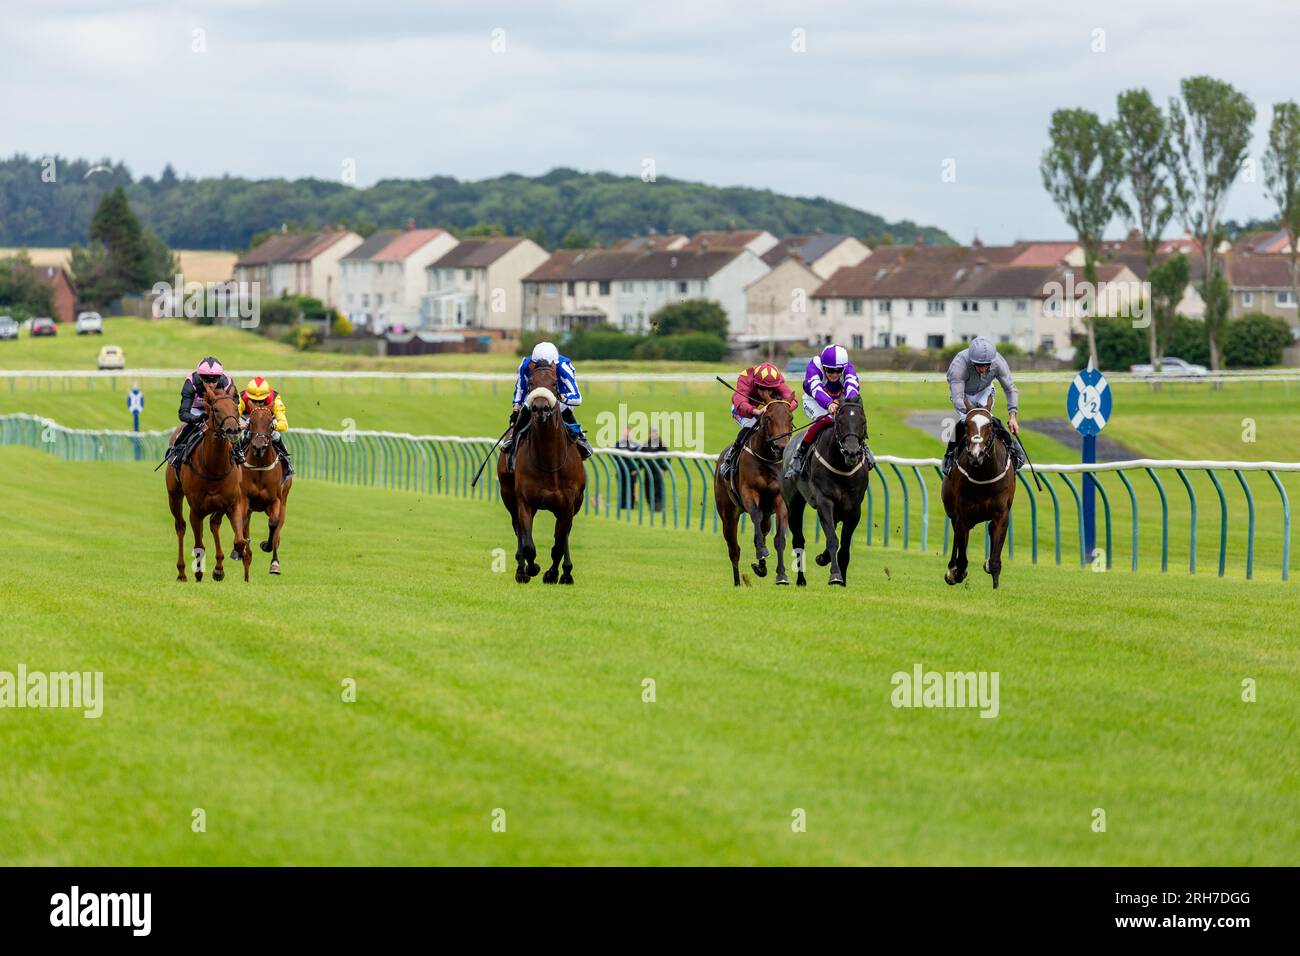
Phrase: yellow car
[{"left": 97, "top": 345, "right": 126, "bottom": 370}]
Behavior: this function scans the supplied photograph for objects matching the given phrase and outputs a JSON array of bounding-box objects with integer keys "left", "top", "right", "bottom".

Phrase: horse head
[
  {"left": 757, "top": 391, "right": 794, "bottom": 459},
  {"left": 962, "top": 395, "right": 995, "bottom": 466},
  {"left": 204, "top": 383, "right": 242, "bottom": 445},
  {"left": 246, "top": 403, "right": 275, "bottom": 454},
  {"left": 524, "top": 361, "right": 560, "bottom": 424},
  {"left": 833, "top": 396, "right": 866, "bottom": 464}
]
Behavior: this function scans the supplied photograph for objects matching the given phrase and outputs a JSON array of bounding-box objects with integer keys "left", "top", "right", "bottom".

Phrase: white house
[
  {"left": 338, "top": 224, "right": 457, "bottom": 331},
  {"left": 610, "top": 249, "right": 770, "bottom": 335},
  {"left": 422, "top": 237, "right": 550, "bottom": 334},
  {"left": 232, "top": 228, "right": 363, "bottom": 307}
]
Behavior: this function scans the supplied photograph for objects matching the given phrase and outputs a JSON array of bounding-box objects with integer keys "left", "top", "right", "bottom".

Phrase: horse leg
[
  {"left": 748, "top": 503, "right": 769, "bottom": 577},
  {"left": 208, "top": 513, "right": 226, "bottom": 582},
  {"left": 719, "top": 498, "right": 742, "bottom": 587},
  {"left": 946, "top": 520, "right": 970, "bottom": 585},
  {"left": 267, "top": 496, "right": 285, "bottom": 574},
  {"left": 773, "top": 495, "right": 790, "bottom": 586},
  {"left": 985, "top": 510, "right": 1009, "bottom": 589},
  {"left": 814, "top": 496, "right": 844, "bottom": 586},
  {"left": 788, "top": 491, "right": 808, "bottom": 587},
  {"left": 231, "top": 498, "right": 252, "bottom": 582},
  {"left": 837, "top": 504, "right": 861, "bottom": 585},
  {"left": 514, "top": 502, "right": 538, "bottom": 583},
  {"left": 189, "top": 507, "right": 207, "bottom": 583},
  {"left": 544, "top": 507, "right": 574, "bottom": 585},
  {"left": 169, "top": 484, "right": 187, "bottom": 581}
]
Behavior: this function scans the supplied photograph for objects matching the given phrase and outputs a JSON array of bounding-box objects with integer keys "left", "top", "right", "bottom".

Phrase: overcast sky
[{"left": 5, "top": 0, "right": 1296, "bottom": 243}]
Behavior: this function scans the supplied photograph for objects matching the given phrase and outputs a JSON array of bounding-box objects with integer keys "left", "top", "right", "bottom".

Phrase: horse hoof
[
  {"left": 815, "top": 552, "right": 831, "bottom": 567},
  {"left": 515, "top": 570, "right": 531, "bottom": 584},
  {"left": 775, "top": 574, "right": 789, "bottom": 586},
  {"left": 829, "top": 576, "right": 845, "bottom": 587},
  {"left": 213, "top": 569, "right": 224, "bottom": 582},
  {"left": 983, "top": 560, "right": 991, "bottom": 574},
  {"left": 260, "top": 540, "right": 272, "bottom": 553},
  {"left": 269, "top": 562, "right": 281, "bottom": 575},
  {"left": 751, "top": 562, "right": 768, "bottom": 578},
  {"left": 527, "top": 563, "right": 541, "bottom": 577},
  {"left": 195, "top": 573, "right": 203, "bottom": 582},
  {"left": 945, "top": 569, "right": 957, "bottom": 585},
  {"left": 559, "top": 573, "right": 574, "bottom": 585},
  {"left": 543, "top": 569, "right": 559, "bottom": 584},
  {"left": 796, "top": 574, "right": 807, "bottom": 587}
]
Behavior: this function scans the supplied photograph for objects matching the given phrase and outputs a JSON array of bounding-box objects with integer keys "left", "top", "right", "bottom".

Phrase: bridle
[
  {"left": 744, "top": 401, "right": 792, "bottom": 465},
  {"left": 956, "top": 407, "right": 1010, "bottom": 484},
  {"left": 522, "top": 365, "right": 572, "bottom": 473},
  {"left": 243, "top": 407, "right": 281, "bottom": 472},
  {"left": 189, "top": 389, "right": 240, "bottom": 481}
]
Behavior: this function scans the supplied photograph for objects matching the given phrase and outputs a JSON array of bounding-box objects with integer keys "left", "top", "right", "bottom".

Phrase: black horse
[{"left": 781, "top": 397, "right": 871, "bottom": 586}]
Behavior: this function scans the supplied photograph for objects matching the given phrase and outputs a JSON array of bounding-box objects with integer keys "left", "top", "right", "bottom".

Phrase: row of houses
[{"left": 229, "top": 222, "right": 1300, "bottom": 356}]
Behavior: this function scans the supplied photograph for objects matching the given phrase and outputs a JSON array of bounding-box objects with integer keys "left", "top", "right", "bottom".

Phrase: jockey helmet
[
  {"left": 196, "top": 356, "right": 224, "bottom": 377},
  {"left": 819, "top": 344, "right": 849, "bottom": 371},
  {"left": 753, "top": 362, "right": 783, "bottom": 386},
  {"left": 531, "top": 341, "right": 559, "bottom": 366},
  {"left": 968, "top": 336, "right": 996, "bottom": 364},
  {"left": 244, "top": 376, "right": 272, "bottom": 401}
]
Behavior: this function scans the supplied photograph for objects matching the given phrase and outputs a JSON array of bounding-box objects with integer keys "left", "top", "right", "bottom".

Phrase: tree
[
  {"left": 1116, "top": 88, "right": 1176, "bottom": 371},
  {"left": 559, "top": 228, "right": 595, "bottom": 249},
  {"left": 0, "top": 260, "right": 55, "bottom": 316},
  {"left": 1041, "top": 108, "right": 1128, "bottom": 365},
  {"left": 1168, "top": 76, "right": 1256, "bottom": 372},
  {"left": 648, "top": 298, "right": 729, "bottom": 337},
  {"left": 1263, "top": 101, "right": 1300, "bottom": 328},
  {"left": 1147, "top": 253, "right": 1190, "bottom": 362},
  {"left": 72, "top": 187, "right": 177, "bottom": 307}
]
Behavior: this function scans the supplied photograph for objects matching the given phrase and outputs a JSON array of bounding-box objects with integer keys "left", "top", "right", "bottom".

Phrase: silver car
[
  {"left": 1128, "top": 356, "right": 1208, "bottom": 377},
  {"left": 0, "top": 315, "right": 17, "bottom": 340}
]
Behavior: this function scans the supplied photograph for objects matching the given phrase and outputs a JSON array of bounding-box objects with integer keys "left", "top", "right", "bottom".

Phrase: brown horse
[
  {"left": 166, "top": 382, "right": 252, "bottom": 582},
  {"left": 941, "top": 397, "right": 1017, "bottom": 589},
  {"left": 714, "top": 396, "right": 794, "bottom": 586},
  {"left": 497, "top": 360, "right": 587, "bottom": 584},
  {"left": 239, "top": 403, "right": 292, "bottom": 574}
]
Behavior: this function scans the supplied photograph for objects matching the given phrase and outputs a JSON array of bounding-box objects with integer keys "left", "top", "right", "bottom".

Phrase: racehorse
[
  {"left": 941, "top": 396, "right": 1017, "bottom": 589},
  {"left": 239, "top": 403, "right": 292, "bottom": 575},
  {"left": 165, "top": 382, "right": 252, "bottom": 582},
  {"left": 714, "top": 396, "right": 794, "bottom": 586},
  {"left": 781, "top": 397, "right": 870, "bottom": 586},
  {"left": 497, "top": 360, "right": 587, "bottom": 584}
]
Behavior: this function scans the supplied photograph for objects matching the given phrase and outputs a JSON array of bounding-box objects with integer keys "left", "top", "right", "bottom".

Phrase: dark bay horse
[
  {"left": 941, "top": 397, "right": 1017, "bottom": 589},
  {"left": 781, "top": 397, "right": 870, "bottom": 586},
  {"left": 714, "top": 396, "right": 794, "bottom": 586},
  {"left": 498, "top": 360, "right": 587, "bottom": 584},
  {"left": 166, "top": 382, "right": 251, "bottom": 582},
  {"left": 239, "top": 403, "right": 292, "bottom": 575}
]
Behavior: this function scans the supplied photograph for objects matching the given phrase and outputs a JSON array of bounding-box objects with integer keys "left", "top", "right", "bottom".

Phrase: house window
[
  {"left": 991, "top": 301, "right": 999, "bottom": 312},
  {"left": 544, "top": 282, "right": 558, "bottom": 296},
  {"left": 1040, "top": 335, "right": 1055, "bottom": 351},
  {"left": 599, "top": 281, "right": 611, "bottom": 295},
  {"left": 1277, "top": 291, "right": 1296, "bottom": 307},
  {"left": 819, "top": 300, "right": 827, "bottom": 315},
  {"left": 846, "top": 299, "right": 863, "bottom": 315},
  {"left": 851, "top": 334, "right": 864, "bottom": 349},
  {"left": 894, "top": 334, "right": 906, "bottom": 347},
  {"left": 377, "top": 294, "right": 384, "bottom": 307},
  {"left": 960, "top": 300, "right": 979, "bottom": 312},
  {"left": 655, "top": 281, "right": 663, "bottom": 291},
  {"left": 677, "top": 281, "right": 688, "bottom": 294},
  {"left": 999, "top": 334, "right": 1010, "bottom": 343},
  {"left": 927, "top": 300, "right": 944, "bottom": 315},
  {"left": 463, "top": 269, "right": 473, "bottom": 281},
  {"left": 877, "top": 333, "right": 889, "bottom": 347},
  {"left": 566, "top": 282, "right": 576, "bottom": 296},
  {"left": 878, "top": 299, "right": 892, "bottom": 314},
  {"left": 362, "top": 294, "right": 369, "bottom": 307},
  {"left": 1242, "top": 291, "right": 1254, "bottom": 306},
  {"left": 906, "top": 301, "right": 914, "bottom": 315},
  {"left": 1016, "top": 299, "right": 1028, "bottom": 312},
  {"left": 926, "top": 334, "right": 944, "bottom": 349}
]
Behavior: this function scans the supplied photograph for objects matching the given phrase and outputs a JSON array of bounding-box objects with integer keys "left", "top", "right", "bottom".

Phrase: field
[
  {"left": 1, "top": 447, "right": 1297, "bottom": 866},
  {"left": 2, "top": 319, "right": 1299, "bottom": 865}
]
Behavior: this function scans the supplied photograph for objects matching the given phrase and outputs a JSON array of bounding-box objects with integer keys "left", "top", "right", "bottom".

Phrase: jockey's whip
[
  {"left": 1015, "top": 430, "right": 1043, "bottom": 491},
  {"left": 470, "top": 424, "right": 514, "bottom": 488}
]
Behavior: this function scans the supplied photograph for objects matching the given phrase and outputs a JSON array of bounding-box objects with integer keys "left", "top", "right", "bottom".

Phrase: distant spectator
[{"left": 615, "top": 426, "right": 642, "bottom": 510}]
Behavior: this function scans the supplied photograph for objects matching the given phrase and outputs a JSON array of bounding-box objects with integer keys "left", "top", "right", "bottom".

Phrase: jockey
[
  {"left": 719, "top": 361, "right": 795, "bottom": 479},
  {"left": 167, "top": 356, "right": 238, "bottom": 473},
  {"left": 238, "top": 376, "right": 294, "bottom": 477},
  {"left": 503, "top": 340, "right": 592, "bottom": 465},
  {"left": 784, "top": 344, "right": 862, "bottom": 479},
  {"left": 942, "top": 335, "right": 1024, "bottom": 476}
]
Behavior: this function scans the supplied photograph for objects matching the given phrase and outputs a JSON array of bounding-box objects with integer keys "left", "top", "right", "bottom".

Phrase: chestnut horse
[
  {"left": 714, "top": 396, "right": 794, "bottom": 586},
  {"left": 497, "top": 360, "right": 587, "bottom": 584},
  {"left": 941, "top": 397, "right": 1017, "bottom": 589},
  {"left": 165, "top": 383, "right": 251, "bottom": 582},
  {"left": 239, "top": 403, "right": 292, "bottom": 574}
]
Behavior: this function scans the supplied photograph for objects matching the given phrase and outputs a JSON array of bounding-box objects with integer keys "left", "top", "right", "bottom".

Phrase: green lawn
[{"left": 0, "top": 447, "right": 1296, "bottom": 865}]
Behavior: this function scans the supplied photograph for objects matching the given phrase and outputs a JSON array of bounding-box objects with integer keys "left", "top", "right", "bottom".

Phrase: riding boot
[
  {"left": 561, "top": 408, "right": 593, "bottom": 460},
  {"left": 506, "top": 409, "right": 529, "bottom": 473},
  {"left": 942, "top": 439, "right": 958, "bottom": 477},
  {"left": 784, "top": 434, "right": 812, "bottom": 480},
  {"left": 274, "top": 433, "right": 294, "bottom": 477},
  {"left": 501, "top": 409, "right": 519, "bottom": 453},
  {"left": 721, "top": 426, "right": 749, "bottom": 478}
]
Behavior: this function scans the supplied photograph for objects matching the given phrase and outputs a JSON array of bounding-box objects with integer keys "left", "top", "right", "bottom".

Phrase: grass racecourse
[{"left": 1, "top": 319, "right": 1299, "bottom": 865}]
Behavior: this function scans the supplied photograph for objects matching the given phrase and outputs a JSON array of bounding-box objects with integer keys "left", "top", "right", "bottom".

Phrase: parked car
[
  {"left": 31, "top": 317, "right": 57, "bottom": 337},
  {"left": 785, "top": 356, "right": 811, "bottom": 375},
  {"left": 1128, "top": 356, "right": 1208, "bottom": 377},
  {"left": 0, "top": 316, "right": 17, "bottom": 340},
  {"left": 97, "top": 345, "right": 126, "bottom": 370},
  {"left": 75, "top": 311, "right": 104, "bottom": 335}
]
